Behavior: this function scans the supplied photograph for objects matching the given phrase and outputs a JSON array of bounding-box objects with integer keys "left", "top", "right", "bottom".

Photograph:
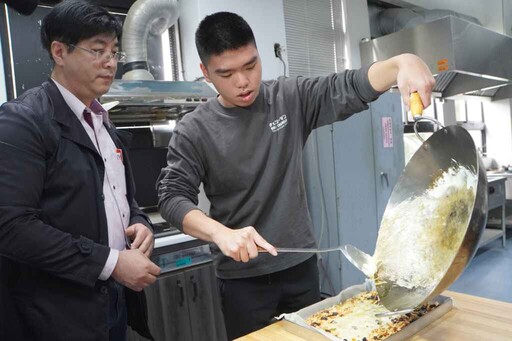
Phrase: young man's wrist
[{"left": 208, "top": 221, "right": 231, "bottom": 245}]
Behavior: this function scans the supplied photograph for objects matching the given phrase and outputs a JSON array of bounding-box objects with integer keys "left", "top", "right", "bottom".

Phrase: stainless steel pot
[{"left": 373, "top": 124, "right": 488, "bottom": 311}]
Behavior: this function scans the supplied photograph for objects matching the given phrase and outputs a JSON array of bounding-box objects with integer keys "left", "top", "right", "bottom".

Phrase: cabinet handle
[
  {"left": 177, "top": 280, "right": 185, "bottom": 307},
  {"left": 190, "top": 276, "right": 198, "bottom": 302},
  {"left": 380, "top": 172, "right": 389, "bottom": 187}
]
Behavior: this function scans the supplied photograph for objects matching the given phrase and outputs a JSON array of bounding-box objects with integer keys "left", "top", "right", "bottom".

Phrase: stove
[{"left": 152, "top": 222, "right": 182, "bottom": 238}]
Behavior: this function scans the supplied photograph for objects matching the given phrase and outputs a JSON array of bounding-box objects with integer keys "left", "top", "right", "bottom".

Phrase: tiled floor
[{"left": 449, "top": 229, "right": 512, "bottom": 303}]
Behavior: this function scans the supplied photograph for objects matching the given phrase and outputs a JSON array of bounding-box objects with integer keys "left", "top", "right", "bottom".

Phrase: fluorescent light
[{"left": 161, "top": 29, "right": 172, "bottom": 80}]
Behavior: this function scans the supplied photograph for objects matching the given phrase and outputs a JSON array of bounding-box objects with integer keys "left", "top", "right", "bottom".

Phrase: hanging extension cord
[{"left": 274, "top": 43, "right": 287, "bottom": 77}]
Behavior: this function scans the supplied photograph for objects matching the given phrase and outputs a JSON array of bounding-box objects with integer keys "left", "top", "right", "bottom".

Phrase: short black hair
[
  {"left": 40, "top": 0, "right": 122, "bottom": 61},
  {"left": 195, "top": 12, "right": 256, "bottom": 65}
]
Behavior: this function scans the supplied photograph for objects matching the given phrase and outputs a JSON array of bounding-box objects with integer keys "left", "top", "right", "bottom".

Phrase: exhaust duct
[
  {"left": 361, "top": 16, "right": 512, "bottom": 98},
  {"left": 376, "top": 8, "right": 481, "bottom": 36},
  {"left": 121, "top": 0, "right": 179, "bottom": 80}
]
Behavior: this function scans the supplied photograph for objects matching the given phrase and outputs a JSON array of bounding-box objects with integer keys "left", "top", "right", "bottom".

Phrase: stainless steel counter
[
  {"left": 486, "top": 171, "right": 512, "bottom": 199},
  {"left": 146, "top": 211, "right": 197, "bottom": 248},
  {"left": 155, "top": 233, "right": 196, "bottom": 248},
  {"left": 481, "top": 174, "right": 507, "bottom": 248},
  {"left": 147, "top": 211, "right": 211, "bottom": 273}
]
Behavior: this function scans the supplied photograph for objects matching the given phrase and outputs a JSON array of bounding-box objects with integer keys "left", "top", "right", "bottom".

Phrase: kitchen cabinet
[
  {"left": 304, "top": 92, "right": 404, "bottom": 295},
  {"left": 127, "top": 262, "right": 227, "bottom": 341},
  {"left": 370, "top": 93, "right": 405, "bottom": 225}
]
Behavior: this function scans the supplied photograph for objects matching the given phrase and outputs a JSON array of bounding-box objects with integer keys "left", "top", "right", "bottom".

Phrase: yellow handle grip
[{"left": 410, "top": 92, "right": 423, "bottom": 117}]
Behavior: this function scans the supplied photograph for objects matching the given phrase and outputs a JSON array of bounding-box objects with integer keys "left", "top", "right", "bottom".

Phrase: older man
[{"left": 0, "top": 1, "right": 161, "bottom": 340}]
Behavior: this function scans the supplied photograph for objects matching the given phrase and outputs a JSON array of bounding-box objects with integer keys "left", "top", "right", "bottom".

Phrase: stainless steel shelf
[
  {"left": 478, "top": 228, "right": 505, "bottom": 248},
  {"left": 481, "top": 176, "right": 507, "bottom": 248}
]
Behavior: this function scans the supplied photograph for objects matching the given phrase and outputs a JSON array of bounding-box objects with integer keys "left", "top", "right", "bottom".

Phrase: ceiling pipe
[
  {"left": 377, "top": 7, "right": 481, "bottom": 36},
  {"left": 121, "top": 0, "right": 179, "bottom": 80}
]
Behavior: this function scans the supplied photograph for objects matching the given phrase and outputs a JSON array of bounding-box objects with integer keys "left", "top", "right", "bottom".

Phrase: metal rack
[{"left": 480, "top": 176, "right": 507, "bottom": 248}]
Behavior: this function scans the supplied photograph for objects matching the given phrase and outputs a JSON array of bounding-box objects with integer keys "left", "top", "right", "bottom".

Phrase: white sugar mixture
[
  {"left": 324, "top": 301, "right": 393, "bottom": 340},
  {"left": 374, "top": 165, "right": 477, "bottom": 291}
]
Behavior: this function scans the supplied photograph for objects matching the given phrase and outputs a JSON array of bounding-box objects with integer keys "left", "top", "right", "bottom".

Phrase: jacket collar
[
  {"left": 42, "top": 79, "right": 100, "bottom": 156},
  {"left": 42, "top": 79, "right": 75, "bottom": 127}
]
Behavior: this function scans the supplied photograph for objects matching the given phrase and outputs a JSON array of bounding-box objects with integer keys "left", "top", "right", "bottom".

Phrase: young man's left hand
[
  {"left": 395, "top": 53, "right": 436, "bottom": 110},
  {"left": 368, "top": 53, "right": 435, "bottom": 111},
  {"left": 125, "top": 223, "right": 155, "bottom": 257}
]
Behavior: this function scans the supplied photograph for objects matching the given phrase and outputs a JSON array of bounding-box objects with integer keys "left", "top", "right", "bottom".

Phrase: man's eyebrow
[
  {"left": 91, "top": 38, "right": 119, "bottom": 47},
  {"left": 214, "top": 56, "right": 258, "bottom": 74}
]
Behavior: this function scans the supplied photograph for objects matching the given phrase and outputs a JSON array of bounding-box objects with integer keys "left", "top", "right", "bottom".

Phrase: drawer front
[{"left": 488, "top": 181, "right": 506, "bottom": 210}]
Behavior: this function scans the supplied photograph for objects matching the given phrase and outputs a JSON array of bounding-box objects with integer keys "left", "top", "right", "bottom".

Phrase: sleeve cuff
[
  {"left": 130, "top": 214, "right": 152, "bottom": 231},
  {"left": 98, "top": 249, "right": 119, "bottom": 280},
  {"left": 159, "top": 195, "right": 201, "bottom": 230},
  {"left": 356, "top": 63, "right": 385, "bottom": 102}
]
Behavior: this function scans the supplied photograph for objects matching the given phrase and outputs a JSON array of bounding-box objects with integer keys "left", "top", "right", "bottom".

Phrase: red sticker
[{"left": 115, "top": 148, "right": 123, "bottom": 162}]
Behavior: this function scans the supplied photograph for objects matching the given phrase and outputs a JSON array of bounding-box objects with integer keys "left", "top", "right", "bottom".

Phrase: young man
[
  {"left": 0, "top": 1, "right": 161, "bottom": 340},
  {"left": 157, "top": 11, "right": 435, "bottom": 339}
]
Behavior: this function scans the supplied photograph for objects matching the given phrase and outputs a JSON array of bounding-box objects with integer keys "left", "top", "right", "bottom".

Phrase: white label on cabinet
[{"left": 382, "top": 116, "right": 393, "bottom": 148}]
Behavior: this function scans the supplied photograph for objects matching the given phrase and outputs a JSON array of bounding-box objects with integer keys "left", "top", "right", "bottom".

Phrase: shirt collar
[{"left": 52, "top": 78, "right": 110, "bottom": 127}]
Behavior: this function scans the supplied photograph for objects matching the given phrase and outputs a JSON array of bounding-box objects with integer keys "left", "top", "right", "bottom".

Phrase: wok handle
[
  {"left": 413, "top": 116, "right": 445, "bottom": 143},
  {"left": 410, "top": 92, "right": 424, "bottom": 117}
]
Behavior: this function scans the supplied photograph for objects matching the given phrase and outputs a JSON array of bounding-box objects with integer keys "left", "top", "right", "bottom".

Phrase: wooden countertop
[{"left": 237, "top": 291, "right": 512, "bottom": 341}]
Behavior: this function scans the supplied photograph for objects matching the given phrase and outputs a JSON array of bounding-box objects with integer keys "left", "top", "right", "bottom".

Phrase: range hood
[
  {"left": 100, "top": 79, "right": 217, "bottom": 148},
  {"left": 492, "top": 83, "right": 512, "bottom": 101},
  {"left": 100, "top": 80, "right": 217, "bottom": 123},
  {"left": 360, "top": 16, "right": 512, "bottom": 98}
]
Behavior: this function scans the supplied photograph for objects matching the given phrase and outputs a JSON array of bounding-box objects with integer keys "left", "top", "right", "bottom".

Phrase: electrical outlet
[{"left": 274, "top": 43, "right": 282, "bottom": 58}]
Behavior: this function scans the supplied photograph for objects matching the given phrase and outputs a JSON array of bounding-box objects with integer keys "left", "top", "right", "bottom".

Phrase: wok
[{"left": 349, "top": 123, "right": 488, "bottom": 311}]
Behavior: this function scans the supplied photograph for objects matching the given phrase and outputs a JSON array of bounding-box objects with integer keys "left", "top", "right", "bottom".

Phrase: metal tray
[{"left": 278, "top": 281, "right": 453, "bottom": 341}]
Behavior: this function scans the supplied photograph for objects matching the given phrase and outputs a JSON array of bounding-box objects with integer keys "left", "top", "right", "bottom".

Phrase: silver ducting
[
  {"left": 122, "top": 0, "right": 180, "bottom": 80},
  {"left": 377, "top": 8, "right": 481, "bottom": 36},
  {"left": 420, "top": 9, "right": 480, "bottom": 26},
  {"left": 361, "top": 16, "right": 512, "bottom": 98},
  {"left": 377, "top": 8, "right": 424, "bottom": 36}
]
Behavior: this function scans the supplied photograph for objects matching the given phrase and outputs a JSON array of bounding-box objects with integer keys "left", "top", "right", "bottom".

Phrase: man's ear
[
  {"left": 51, "top": 41, "right": 66, "bottom": 66},
  {"left": 199, "top": 63, "right": 211, "bottom": 83}
]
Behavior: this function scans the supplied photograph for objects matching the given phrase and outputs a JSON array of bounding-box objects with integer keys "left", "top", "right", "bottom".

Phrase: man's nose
[
  {"left": 104, "top": 56, "right": 117, "bottom": 68},
  {"left": 235, "top": 73, "right": 249, "bottom": 88}
]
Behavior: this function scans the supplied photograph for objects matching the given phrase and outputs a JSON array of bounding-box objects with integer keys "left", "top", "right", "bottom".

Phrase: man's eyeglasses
[{"left": 68, "top": 44, "right": 127, "bottom": 63}]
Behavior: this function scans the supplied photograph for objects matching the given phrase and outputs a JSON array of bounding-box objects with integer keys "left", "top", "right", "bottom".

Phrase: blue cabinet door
[
  {"left": 332, "top": 108, "right": 379, "bottom": 289},
  {"left": 304, "top": 92, "right": 405, "bottom": 296},
  {"left": 370, "top": 92, "right": 405, "bottom": 225}
]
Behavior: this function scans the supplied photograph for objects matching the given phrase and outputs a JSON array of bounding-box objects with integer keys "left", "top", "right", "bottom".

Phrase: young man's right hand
[
  {"left": 213, "top": 226, "right": 278, "bottom": 262},
  {"left": 111, "top": 249, "right": 161, "bottom": 291},
  {"left": 181, "top": 209, "right": 277, "bottom": 262}
]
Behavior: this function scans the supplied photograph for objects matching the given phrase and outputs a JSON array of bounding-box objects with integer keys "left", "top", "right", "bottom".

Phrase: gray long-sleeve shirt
[{"left": 157, "top": 65, "right": 382, "bottom": 279}]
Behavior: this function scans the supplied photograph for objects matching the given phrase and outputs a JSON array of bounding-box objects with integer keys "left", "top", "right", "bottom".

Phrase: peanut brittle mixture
[{"left": 306, "top": 291, "right": 439, "bottom": 341}]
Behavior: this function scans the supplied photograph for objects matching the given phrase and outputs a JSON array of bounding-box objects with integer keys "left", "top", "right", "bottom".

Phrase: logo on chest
[{"left": 269, "top": 114, "right": 288, "bottom": 133}]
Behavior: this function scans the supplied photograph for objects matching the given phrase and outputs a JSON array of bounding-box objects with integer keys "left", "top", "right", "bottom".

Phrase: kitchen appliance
[
  {"left": 360, "top": 16, "right": 512, "bottom": 98},
  {"left": 101, "top": 80, "right": 217, "bottom": 236}
]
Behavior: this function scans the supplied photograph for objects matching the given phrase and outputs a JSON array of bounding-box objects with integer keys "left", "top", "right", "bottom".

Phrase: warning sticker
[{"left": 382, "top": 117, "right": 393, "bottom": 148}]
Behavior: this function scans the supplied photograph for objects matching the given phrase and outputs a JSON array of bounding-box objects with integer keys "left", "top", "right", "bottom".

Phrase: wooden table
[{"left": 237, "top": 291, "right": 512, "bottom": 341}]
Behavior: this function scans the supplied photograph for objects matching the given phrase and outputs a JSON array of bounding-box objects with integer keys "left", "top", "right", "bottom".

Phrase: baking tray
[{"left": 277, "top": 281, "right": 453, "bottom": 341}]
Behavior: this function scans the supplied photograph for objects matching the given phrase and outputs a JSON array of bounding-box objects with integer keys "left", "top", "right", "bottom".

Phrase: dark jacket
[{"left": 0, "top": 80, "right": 153, "bottom": 340}]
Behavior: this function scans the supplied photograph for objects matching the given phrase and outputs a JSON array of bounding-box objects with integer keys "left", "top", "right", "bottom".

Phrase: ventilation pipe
[
  {"left": 377, "top": 8, "right": 481, "bottom": 36},
  {"left": 122, "top": 0, "right": 179, "bottom": 80},
  {"left": 377, "top": 8, "right": 424, "bottom": 36}
]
